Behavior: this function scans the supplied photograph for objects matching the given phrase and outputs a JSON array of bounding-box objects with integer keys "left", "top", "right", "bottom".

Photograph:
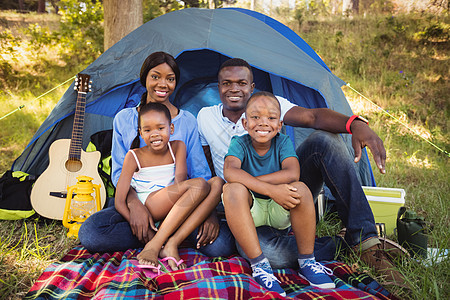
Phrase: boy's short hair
[
  {"left": 219, "top": 58, "right": 253, "bottom": 81},
  {"left": 246, "top": 91, "right": 281, "bottom": 114}
]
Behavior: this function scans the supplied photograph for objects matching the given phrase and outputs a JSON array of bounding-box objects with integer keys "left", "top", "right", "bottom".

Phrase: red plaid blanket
[{"left": 25, "top": 246, "right": 399, "bottom": 299}]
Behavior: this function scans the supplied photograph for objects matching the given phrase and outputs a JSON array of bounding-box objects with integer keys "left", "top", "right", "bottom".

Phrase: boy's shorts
[{"left": 250, "top": 192, "right": 291, "bottom": 230}]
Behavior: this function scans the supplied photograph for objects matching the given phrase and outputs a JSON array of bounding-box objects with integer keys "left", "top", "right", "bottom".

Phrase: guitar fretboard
[{"left": 69, "top": 91, "right": 86, "bottom": 160}]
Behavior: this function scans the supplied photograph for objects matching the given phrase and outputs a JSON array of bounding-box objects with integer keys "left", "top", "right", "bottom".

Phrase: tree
[
  {"left": 19, "top": 0, "right": 25, "bottom": 11},
  {"left": 37, "top": 0, "right": 46, "bottom": 13},
  {"left": 142, "top": 0, "right": 183, "bottom": 22},
  {"left": 103, "top": 0, "right": 143, "bottom": 51},
  {"left": 50, "top": 0, "right": 59, "bottom": 14},
  {"left": 343, "top": 0, "right": 359, "bottom": 15},
  {"left": 183, "top": 0, "right": 200, "bottom": 7},
  {"left": 58, "top": 0, "right": 104, "bottom": 63},
  {"left": 0, "top": 0, "right": 36, "bottom": 11}
]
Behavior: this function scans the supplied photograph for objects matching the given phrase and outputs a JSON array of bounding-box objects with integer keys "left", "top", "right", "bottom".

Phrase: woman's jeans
[{"left": 78, "top": 204, "right": 237, "bottom": 257}]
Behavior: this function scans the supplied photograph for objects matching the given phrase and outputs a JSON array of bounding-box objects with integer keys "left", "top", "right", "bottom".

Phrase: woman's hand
[{"left": 196, "top": 211, "right": 220, "bottom": 248}]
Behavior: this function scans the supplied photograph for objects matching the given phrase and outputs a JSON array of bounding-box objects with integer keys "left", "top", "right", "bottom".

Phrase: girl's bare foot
[
  {"left": 159, "top": 239, "right": 186, "bottom": 270},
  {"left": 137, "top": 245, "right": 160, "bottom": 271}
]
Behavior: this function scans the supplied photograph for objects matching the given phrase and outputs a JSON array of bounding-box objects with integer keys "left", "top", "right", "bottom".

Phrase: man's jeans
[
  {"left": 297, "top": 131, "right": 378, "bottom": 248},
  {"left": 78, "top": 204, "right": 237, "bottom": 257},
  {"left": 238, "top": 131, "right": 379, "bottom": 268}
]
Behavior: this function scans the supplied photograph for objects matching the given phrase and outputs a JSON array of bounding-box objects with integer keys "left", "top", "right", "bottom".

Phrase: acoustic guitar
[{"left": 31, "top": 74, "right": 106, "bottom": 220}]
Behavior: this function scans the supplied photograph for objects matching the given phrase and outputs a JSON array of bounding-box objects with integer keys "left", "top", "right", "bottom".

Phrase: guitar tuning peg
[
  {"left": 89, "top": 80, "right": 93, "bottom": 83},
  {"left": 74, "top": 86, "right": 77, "bottom": 90},
  {"left": 88, "top": 85, "right": 92, "bottom": 89},
  {"left": 75, "top": 77, "right": 78, "bottom": 81}
]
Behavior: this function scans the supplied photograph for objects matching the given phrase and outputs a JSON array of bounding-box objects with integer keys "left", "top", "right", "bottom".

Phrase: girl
[{"left": 115, "top": 102, "right": 214, "bottom": 270}]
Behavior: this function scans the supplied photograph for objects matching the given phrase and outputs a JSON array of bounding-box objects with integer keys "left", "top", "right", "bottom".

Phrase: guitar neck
[{"left": 69, "top": 91, "right": 87, "bottom": 160}]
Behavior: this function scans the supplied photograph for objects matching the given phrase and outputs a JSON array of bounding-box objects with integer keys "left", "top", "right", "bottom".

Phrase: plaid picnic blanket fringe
[{"left": 25, "top": 246, "right": 399, "bottom": 299}]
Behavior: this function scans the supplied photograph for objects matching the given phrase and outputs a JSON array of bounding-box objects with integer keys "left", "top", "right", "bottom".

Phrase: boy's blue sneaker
[
  {"left": 298, "top": 261, "right": 335, "bottom": 289},
  {"left": 253, "top": 266, "right": 286, "bottom": 296}
]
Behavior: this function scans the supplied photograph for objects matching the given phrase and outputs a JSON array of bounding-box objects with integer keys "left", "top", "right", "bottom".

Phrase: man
[{"left": 197, "top": 58, "right": 403, "bottom": 285}]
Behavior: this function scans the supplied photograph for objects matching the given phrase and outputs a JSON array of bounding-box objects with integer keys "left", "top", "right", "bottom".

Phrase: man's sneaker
[
  {"left": 252, "top": 266, "right": 286, "bottom": 296},
  {"left": 298, "top": 261, "right": 335, "bottom": 289},
  {"left": 356, "top": 244, "right": 407, "bottom": 286}
]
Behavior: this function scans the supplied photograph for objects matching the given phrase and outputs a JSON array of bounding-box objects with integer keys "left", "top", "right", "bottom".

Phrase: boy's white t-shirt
[{"left": 197, "top": 95, "right": 295, "bottom": 180}]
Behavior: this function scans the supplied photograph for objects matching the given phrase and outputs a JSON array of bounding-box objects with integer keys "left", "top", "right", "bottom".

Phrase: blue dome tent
[{"left": 13, "top": 7, "right": 375, "bottom": 186}]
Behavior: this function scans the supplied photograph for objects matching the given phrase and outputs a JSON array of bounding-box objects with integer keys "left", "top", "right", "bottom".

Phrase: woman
[
  {"left": 111, "top": 52, "right": 210, "bottom": 190},
  {"left": 79, "top": 52, "right": 235, "bottom": 260}
]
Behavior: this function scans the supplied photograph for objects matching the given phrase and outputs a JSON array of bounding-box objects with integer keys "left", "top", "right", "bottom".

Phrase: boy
[{"left": 223, "top": 91, "right": 335, "bottom": 296}]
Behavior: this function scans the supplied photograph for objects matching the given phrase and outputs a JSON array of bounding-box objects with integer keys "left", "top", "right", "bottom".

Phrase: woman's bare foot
[
  {"left": 159, "top": 239, "right": 186, "bottom": 270},
  {"left": 137, "top": 244, "right": 160, "bottom": 271}
]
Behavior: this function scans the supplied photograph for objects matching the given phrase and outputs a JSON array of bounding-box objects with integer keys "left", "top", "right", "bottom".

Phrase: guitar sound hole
[{"left": 65, "top": 159, "right": 82, "bottom": 172}]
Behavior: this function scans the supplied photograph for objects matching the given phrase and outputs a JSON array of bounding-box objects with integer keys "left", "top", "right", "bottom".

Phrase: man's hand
[
  {"left": 269, "top": 184, "right": 301, "bottom": 210},
  {"left": 283, "top": 106, "right": 387, "bottom": 174},
  {"left": 196, "top": 211, "right": 220, "bottom": 248},
  {"left": 128, "top": 199, "right": 157, "bottom": 244},
  {"left": 351, "top": 121, "right": 386, "bottom": 174}
]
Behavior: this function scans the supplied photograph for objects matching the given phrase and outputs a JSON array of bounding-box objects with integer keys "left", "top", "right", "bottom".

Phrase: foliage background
[{"left": 0, "top": 0, "right": 449, "bottom": 299}]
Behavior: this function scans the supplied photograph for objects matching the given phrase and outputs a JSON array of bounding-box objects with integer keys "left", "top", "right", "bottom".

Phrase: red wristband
[{"left": 346, "top": 115, "right": 368, "bottom": 134}]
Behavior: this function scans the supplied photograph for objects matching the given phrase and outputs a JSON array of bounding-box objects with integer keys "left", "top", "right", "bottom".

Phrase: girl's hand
[
  {"left": 196, "top": 211, "right": 220, "bottom": 248},
  {"left": 128, "top": 199, "right": 156, "bottom": 243},
  {"left": 270, "top": 184, "right": 301, "bottom": 210}
]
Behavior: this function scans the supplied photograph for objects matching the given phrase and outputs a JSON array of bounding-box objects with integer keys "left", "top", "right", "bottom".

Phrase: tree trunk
[
  {"left": 330, "top": 0, "right": 339, "bottom": 14},
  {"left": 184, "top": 0, "right": 200, "bottom": 7},
  {"left": 18, "top": 0, "right": 25, "bottom": 11},
  {"left": 353, "top": 0, "right": 359, "bottom": 13},
  {"left": 37, "top": 0, "right": 45, "bottom": 13},
  {"left": 343, "top": 0, "right": 359, "bottom": 15},
  {"left": 104, "top": 0, "right": 143, "bottom": 51}
]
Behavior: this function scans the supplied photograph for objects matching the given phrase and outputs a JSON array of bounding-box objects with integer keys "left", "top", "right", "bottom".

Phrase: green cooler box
[{"left": 362, "top": 186, "right": 406, "bottom": 236}]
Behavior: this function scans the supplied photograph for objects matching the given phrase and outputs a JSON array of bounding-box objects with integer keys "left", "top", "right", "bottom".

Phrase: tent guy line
[
  {"left": 345, "top": 83, "right": 450, "bottom": 158},
  {"left": 0, "top": 75, "right": 76, "bottom": 121}
]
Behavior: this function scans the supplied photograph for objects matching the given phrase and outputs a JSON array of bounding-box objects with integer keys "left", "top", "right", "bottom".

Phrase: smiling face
[
  {"left": 218, "top": 66, "right": 255, "bottom": 120},
  {"left": 145, "top": 63, "right": 176, "bottom": 104},
  {"left": 139, "top": 110, "right": 174, "bottom": 152},
  {"left": 243, "top": 95, "right": 282, "bottom": 148}
]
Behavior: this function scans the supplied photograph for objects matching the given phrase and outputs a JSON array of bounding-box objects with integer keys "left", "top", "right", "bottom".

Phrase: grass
[
  {"left": 299, "top": 12, "right": 450, "bottom": 299},
  {"left": 0, "top": 219, "right": 79, "bottom": 298},
  {"left": 1, "top": 9, "right": 449, "bottom": 300}
]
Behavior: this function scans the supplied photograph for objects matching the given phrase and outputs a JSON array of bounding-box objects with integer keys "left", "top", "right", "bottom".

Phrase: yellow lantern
[{"left": 63, "top": 175, "right": 101, "bottom": 238}]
